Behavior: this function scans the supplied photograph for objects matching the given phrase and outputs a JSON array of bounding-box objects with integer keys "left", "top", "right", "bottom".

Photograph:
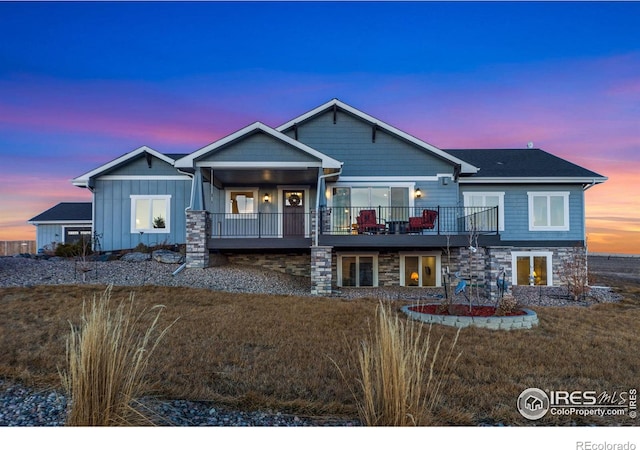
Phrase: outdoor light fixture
[
  {"left": 415, "top": 188, "right": 422, "bottom": 198},
  {"left": 263, "top": 193, "right": 270, "bottom": 203}
]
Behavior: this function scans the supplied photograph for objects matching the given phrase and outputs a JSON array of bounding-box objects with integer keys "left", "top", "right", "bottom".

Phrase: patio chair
[
  {"left": 408, "top": 209, "right": 438, "bottom": 232},
  {"left": 356, "top": 209, "right": 387, "bottom": 234}
]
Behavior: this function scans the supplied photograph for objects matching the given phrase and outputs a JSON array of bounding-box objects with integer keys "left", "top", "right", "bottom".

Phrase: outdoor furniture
[
  {"left": 356, "top": 209, "right": 387, "bottom": 234},
  {"left": 408, "top": 209, "right": 438, "bottom": 232}
]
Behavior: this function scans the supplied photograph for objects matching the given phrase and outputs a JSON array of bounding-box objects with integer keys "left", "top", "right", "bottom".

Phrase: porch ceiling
[{"left": 206, "top": 168, "right": 320, "bottom": 186}]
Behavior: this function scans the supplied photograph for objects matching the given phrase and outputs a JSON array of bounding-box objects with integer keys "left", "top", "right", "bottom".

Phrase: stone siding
[
  {"left": 226, "top": 252, "right": 310, "bottom": 277},
  {"left": 185, "top": 210, "right": 210, "bottom": 269},
  {"left": 311, "top": 246, "right": 333, "bottom": 296}
]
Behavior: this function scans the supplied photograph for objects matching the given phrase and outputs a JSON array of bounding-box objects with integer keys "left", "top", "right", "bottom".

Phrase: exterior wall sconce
[
  {"left": 263, "top": 193, "right": 270, "bottom": 203},
  {"left": 415, "top": 188, "right": 422, "bottom": 199}
]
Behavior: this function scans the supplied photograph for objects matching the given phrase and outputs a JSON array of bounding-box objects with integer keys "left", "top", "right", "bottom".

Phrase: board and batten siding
[
  {"left": 94, "top": 178, "right": 191, "bottom": 251},
  {"left": 104, "top": 154, "right": 180, "bottom": 176},
  {"left": 197, "top": 132, "right": 321, "bottom": 164},
  {"left": 286, "top": 110, "right": 455, "bottom": 177},
  {"left": 459, "top": 184, "right": 586, "bottom": 241}
]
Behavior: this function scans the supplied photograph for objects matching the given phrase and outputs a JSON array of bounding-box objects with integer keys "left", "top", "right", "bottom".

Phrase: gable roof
[
  {"left": 276, "top": 99, "right": 479, "bottom": 175},
  {"left": 28, "top": 202, "right": 92, "bottom": 224},
  {"left": 72, "top": 146, "right": 178, "bottom": 187},
  {"left": 444, "top": 149, "right": 607, "bottom": 184},
  {"left": 174, "top": 121, "right": 343, "bottom": 169}
]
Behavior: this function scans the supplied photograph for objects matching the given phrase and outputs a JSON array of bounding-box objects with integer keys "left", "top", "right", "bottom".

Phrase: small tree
[{"left": 559, "top": 245, "right": 590, "bottom": 301}]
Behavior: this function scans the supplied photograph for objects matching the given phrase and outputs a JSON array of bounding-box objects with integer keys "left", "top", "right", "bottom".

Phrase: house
[
  {"left": 61, "top": 99, "right": 605, "bottom": 297},
  {"left": 28, "top": 202, "right": 92, "bottom": 252}
]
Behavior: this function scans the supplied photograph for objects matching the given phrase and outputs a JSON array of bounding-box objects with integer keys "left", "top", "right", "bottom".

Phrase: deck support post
[
  {"left": 311, "top": 245, "right": 333, "bottom": 296},
  {"left": 186, "top": 210, "right": 210, "bottom": 269}
]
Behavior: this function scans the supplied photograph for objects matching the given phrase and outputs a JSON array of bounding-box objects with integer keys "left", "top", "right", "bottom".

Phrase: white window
[
  {"left": 337, "top": 253, "right": 378, "bottom": 287},
  {"left": 225, "top": 188, "right": 258, "bottom": 218},
  {"left": 512, "top": 251, "right": 553, "bottom": 286},
  {"left": 463, "top": 192, "right": 505, "bottom": 231},
  {"left": 130, "top": 195, "right": 171, "bottom": 233},
  {"left": 400, "top": 252, "right": 442, "bottom": 287},
  {"left": 527, "top": 192, "right": 570, "bottom": 231}
]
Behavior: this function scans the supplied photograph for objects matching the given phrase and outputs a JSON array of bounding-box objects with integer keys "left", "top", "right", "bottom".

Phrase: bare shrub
[
  {"left": 60, "top": 285, "right": 175, "bottom": 426},
  {"left": 495, "top": 294, "right": 519, "bottom": 316},
  {"left": 340, "top": 303, "right": 460, "bottom": 426},
  {"left": 559, "top": 246, "right": 590, "bottom": 301}
]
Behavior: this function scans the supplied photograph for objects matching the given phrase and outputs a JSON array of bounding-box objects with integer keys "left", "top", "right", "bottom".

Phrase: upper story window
[
  {"left": 225, "top": 188, "right": 258, "bottom": 218},
  {"left": 527, "top": 192, "right": 570, "bottom": 231},
  {"left": 130, "top": 195, "right": 171, "bottom": 233},
  {"left": 463, "top": 192, "right": 504, "bottom": 231}
]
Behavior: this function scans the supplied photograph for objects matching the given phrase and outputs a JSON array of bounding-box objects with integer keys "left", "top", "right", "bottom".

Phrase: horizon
[{"left": 1, "top": 2, "right": 638, "bottom": 254}]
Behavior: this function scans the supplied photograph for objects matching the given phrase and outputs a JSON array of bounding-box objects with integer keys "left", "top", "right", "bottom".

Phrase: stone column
[
  {"left": 186, "top": 210, "right": 210, "bottom": 269},
  {"left": 311, "top": 246, "right": 333, "bottom": 296}
]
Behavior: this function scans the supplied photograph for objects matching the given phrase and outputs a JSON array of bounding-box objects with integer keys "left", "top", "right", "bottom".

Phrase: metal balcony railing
[
  {"left": 208, "top": 206, "right": 499, "bottom": 238},
  {"left": 319, "top": 206, "right": 499, "bottom": 235}
]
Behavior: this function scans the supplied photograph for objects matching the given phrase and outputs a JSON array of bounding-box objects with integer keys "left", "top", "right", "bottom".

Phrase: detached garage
[{"left": 28, "top": 202, "right": 92, "bottom": 253}]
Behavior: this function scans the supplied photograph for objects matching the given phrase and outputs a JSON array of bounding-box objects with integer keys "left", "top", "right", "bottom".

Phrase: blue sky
[{"left": 1, "top": 1, "right": 639, "bottom": 252}]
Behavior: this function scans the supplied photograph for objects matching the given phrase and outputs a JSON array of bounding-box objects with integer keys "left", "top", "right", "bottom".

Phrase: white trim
[
  {"left": 336, "top": 252, "right": 379, "bottom": 287},
  {"left": 28, "top": 220, "right": 92, "bottom": 225},
  {"left": 195, "top": 161, "right": 322, "bottom": 169},
  {"left": 326, "top": 183, "right": 416, "bottom": 210},
  {"left": 527, "top": 191, "right": 570, "bottom": 231},
  {"left": 399, "top": 251, "right": 442, "bottom": 287},
  {"left": 175, "top": 122, "right": 343, "bottom": 169},
  {"left": 336, "top": 176, "right": 445, "bottom": 182},
  {"left": 459, "top": 177, "right": 607, "bottom": 184},
  {"left": 130, "top": 194, "right": 171, "bottom": 234},
  {"left": 462, "top": 191, "right": 505, "bottom": 231},
  {"left": 511, "top": 251, "right": 554, "bottom": 286},
  {"left": 72, "top": 146, "right": 176, "bottom": 187},
  {"left": 276, "top": 99, "right": 478, "bottom": 174},
  {"left": 98, "top": 175, "right": 191, "bottom": 181}
]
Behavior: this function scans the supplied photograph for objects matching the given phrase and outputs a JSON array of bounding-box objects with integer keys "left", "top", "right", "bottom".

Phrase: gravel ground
[{"left": 0, "top": 254, "right": 625, "bottom": 426}]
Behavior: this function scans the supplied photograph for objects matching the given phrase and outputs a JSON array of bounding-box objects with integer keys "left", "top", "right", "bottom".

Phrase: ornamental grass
[{"left": 60, "top": 285, "right": 175, "bottom": 426}]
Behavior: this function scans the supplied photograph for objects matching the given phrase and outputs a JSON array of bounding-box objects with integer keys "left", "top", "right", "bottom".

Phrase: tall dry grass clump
[
  {"left": 61, "top": 285, "right": 174, "bottom": 426},
  {"left": 355, "top": 303, "right": 461, "bottom": 426}
]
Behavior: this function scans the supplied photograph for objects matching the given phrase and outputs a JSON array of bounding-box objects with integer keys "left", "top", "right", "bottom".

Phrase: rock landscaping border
[{"left": 401, "top": 304, "right": 539, "bottom": 330}]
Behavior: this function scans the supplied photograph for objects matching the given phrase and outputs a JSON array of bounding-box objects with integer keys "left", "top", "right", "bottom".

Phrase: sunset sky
[{"left": 1, "top": 1, "right": 638, "bottom": 254}]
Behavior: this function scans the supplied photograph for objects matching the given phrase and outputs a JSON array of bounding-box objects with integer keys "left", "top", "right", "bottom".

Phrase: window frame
[
  {"left": 225, "top": 188, "right": 259, "bottom": 219},
  {"left": 462, "top": 191, "right": 505, "bottom": 231},
  {"left": 511, "top": 251, "right": 553, "bottom": 286},
  {"left": 336, "top": 252, "right": 379, "bottom": 287},
  {"left": 527, "top": 191, "right": 570, "bottom": 231},
  {"left": 130, "top": 195, "right": 171, "bottom": 234},
  {"left": 399, "top": 251, "right": 442, "bottom": 287}
]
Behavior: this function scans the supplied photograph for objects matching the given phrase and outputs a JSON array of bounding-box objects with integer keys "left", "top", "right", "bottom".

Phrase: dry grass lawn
[{"left": 1, "top": 272, "right": 638, "bottom": 426}]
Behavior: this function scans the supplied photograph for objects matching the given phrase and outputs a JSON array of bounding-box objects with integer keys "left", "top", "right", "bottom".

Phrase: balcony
[{"left": 207, "top": 206, "right": 500, "bottom": 249}]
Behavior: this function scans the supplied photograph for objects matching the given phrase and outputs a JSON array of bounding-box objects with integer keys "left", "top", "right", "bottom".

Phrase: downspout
[
  {"left": 315, "top": 166, "right": 343, "bottom": 246},
  {"left": 583, "top": 179, "right": 597, "bottom": 191}
]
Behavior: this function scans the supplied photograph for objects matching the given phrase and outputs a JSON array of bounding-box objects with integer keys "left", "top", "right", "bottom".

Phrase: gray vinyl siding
[
  {"left": 93, "top": 178, "right": 191, "bottom": 251},
  {"left": 459, "top": 184, "right": 585, "bottom": 241},
  {"left": 286, "top": 110, "right": 455, "bottom": 177},
  {"left": 105, "top": 154, "right": 178, "bottom": 176},
  {"left": 197, "top": 132, "right": 321, "bottom": 164}
]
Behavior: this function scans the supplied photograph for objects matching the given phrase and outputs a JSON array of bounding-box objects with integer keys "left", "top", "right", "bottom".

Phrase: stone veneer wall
[
  {"left": 226, "top": 252, "right": 311, "bottom": 277},
  {"left": 311, "top": 246, "right": 333, "bottom": 296},
  {"left": 185, "top": 210, "right": 210, "bottom": 269},
  {"left": 484, "top": 245, "right": 588, "bottom": 301}
]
